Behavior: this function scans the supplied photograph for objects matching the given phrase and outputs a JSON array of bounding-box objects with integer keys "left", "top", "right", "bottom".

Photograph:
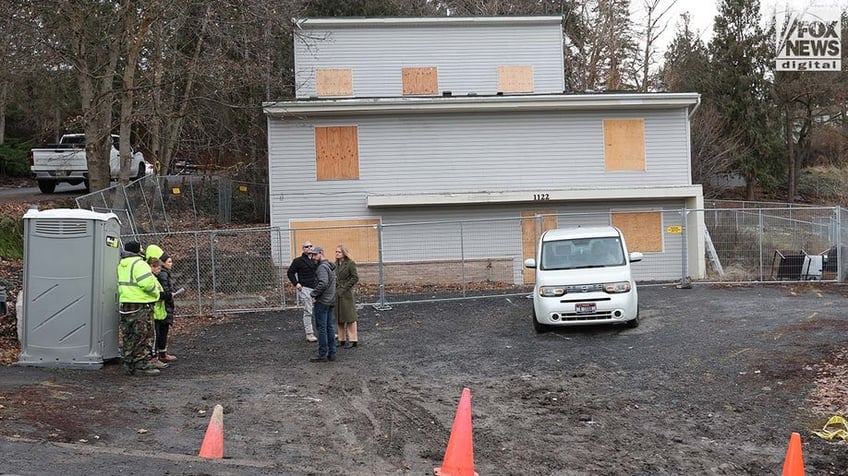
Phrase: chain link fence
[
  {"left": 73, "top": 177, "right": 848, "bottom": 316},
  {"left": 75, "top": 174, "right": 269, "bottom": 235},
  {"left": 110, "top": 207, "right": 846, "bottom": 317},
  {"left": 700, "top": 207, "right": 846, "bottom": 282}
]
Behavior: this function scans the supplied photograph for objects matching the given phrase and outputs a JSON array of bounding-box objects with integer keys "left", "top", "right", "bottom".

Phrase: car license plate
[{"left": 575, "top": 303, "right": 596, "bottom": 314}]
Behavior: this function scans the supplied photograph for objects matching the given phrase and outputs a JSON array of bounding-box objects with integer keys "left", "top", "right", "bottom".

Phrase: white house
[{"left": 264, "top": 16, "right": 705, "bottom": 283}]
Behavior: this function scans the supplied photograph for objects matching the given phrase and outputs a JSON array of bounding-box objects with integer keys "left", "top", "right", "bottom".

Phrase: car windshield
[{"left": 540, "top": 237, "right": 626, "bottom": 270}]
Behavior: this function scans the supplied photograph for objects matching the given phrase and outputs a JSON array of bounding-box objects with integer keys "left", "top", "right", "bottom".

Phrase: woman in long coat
[{"left": 335, "top": 244, "right": 360, "bottom": 348}]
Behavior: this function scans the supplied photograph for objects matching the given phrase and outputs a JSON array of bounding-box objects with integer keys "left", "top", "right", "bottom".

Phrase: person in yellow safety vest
[
  {"left": 117, "top": 241, "right": 161, "bottom": 376},
  {"left": 145, "top": 244, "right": 164, "bottom": 262},
  {"left": 143, "top": 243, "right": 171, "bottom": 368}
]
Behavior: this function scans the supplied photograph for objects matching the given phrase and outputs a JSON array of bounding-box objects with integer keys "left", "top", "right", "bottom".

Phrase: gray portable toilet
[{"left": 18, "top": 208, "right": 122, "bottom": 368}]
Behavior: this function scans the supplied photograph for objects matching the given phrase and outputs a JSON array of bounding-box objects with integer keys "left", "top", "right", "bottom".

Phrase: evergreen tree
[{"left": 707, "top": 0, "right": 783, "bottom": 199}]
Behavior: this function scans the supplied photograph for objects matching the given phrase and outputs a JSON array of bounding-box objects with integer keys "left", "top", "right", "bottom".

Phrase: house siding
[
  {"left": 267, "top": 109, "right": 693, "bottom": 282},
  {"left": 294, "top": 22, "right": 564, "bottom": 98},
  {"left": 268, "top": 108, "right": 691, "bottom": 220}
]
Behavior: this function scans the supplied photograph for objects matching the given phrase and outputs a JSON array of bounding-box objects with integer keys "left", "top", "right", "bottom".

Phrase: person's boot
[
  {"left": 159, "top": 351, "right": 177, "bottom": 362},
  {"left": 149, "top": 357, "right": 169, "bottom": 369}
]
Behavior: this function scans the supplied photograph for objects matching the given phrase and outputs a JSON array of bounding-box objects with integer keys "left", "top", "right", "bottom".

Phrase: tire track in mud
[{"left": 329, "top": 375, "right": 450, "bottom": 468}]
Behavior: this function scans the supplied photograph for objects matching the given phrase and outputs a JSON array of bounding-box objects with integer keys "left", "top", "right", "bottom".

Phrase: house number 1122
[{"left": 533, "top": 193, "right": 550, "bottom": 201}]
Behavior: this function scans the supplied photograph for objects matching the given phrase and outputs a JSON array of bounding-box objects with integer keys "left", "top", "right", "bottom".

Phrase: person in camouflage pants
[
  {"left": 119, "top": 303, "right": 155, "bottom": 374},
  {"left": 117, "top": 241, "right": 161, "bottom": 376}
]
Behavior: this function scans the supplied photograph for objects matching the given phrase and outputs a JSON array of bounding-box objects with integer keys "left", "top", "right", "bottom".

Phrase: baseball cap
[{"left": 308, "top": 246, "right": 324, "bottom": 255}]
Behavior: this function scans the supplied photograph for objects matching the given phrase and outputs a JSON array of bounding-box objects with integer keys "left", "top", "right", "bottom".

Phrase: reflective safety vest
[
  {"left": 153, "top": 279, "right": 166, "bottom": 320},
  {"left": 117, "top": 256, "right": 160, "bottom": 304}
]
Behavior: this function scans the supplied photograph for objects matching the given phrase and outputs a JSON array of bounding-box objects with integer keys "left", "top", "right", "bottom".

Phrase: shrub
[
  {"left": 0, "top": 215, "right": 24, "bottom": 259},
  {"left": 0, "top": 140, "right": 31, "bottom": 177}
]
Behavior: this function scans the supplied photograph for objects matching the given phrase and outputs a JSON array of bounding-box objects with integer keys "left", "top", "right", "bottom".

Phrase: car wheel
[
  {"left": 532, "top": 308, "right": 550, "bottom": 334},
  {"left": 37, "top": 180, "right": 56, "bottom": 194},
  {"left": 625, "top": 308, "right": 640, "bottom": 328}
]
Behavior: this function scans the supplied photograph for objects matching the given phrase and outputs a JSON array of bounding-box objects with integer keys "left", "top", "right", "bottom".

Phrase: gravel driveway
[{"left": 1, "top": 284, "right": 847, "bottom": 475}]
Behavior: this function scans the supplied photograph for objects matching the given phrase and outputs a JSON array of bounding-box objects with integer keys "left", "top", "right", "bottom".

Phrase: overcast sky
[{"left": 636, "top": 0, "right": 848, "bottom": 54}]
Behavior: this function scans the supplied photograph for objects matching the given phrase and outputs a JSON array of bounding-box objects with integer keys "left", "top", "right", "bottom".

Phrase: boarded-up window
[
  {"left": 316, "top": 68, "right": 353, "bottom": 96},
  {"left": 315, "top": 126, "right": 359, "bottom": 180},
  {"left": 290, "top": 218, "right": 380, "bottom": 262},
  {"left": 611, "top": 212, "right": 662, "bottom": 252},
  {"left": 521, "top": 210, "right": 557, "bottom": 283},
  {"left": 402, "top": 67, "right": 439, "bottom": 95},
  {"left": 497, "top": 65, "right": 534, "bottom": 93},
  {"left": 604, "top": 119, "right": 646, "bottom": 171}
]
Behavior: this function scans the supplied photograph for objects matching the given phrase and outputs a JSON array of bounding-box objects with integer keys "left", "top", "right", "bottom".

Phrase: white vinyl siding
[
  {"left": 267, "top": 108, "right": 693, "bottom": 281},
  {"left": 294, "top": 21, "right": 564, "bottom": 98},
  {"left": 267, "top": 108, "right": 690, "bottom": 213}
]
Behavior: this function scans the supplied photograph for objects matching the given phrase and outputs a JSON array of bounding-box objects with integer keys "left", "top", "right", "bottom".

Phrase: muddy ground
[{"left": 1, "top": 284, "right": 848, "bottom": 475}]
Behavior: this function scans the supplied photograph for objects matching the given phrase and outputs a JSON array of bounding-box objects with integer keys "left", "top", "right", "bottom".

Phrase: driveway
[{"left": 0, "top": 284, "right": 846, "bottom": 474}]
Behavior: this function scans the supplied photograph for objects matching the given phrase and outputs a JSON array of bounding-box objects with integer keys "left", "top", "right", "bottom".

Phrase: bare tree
[
  {"left": 117, "top": 0, "right": 159, "bottom": 182},
  {"left": 632, "top": 0, "right": 677, "bottom": 91},
  {"left": 564, "top": 0, "right": 637, "bottom": 91}
]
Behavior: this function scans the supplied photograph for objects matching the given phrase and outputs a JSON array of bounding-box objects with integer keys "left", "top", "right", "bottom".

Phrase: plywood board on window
[
  {"left": 402, "top": 67, "right": 439, "bottom": 95},
  {"left": 290, "top": 218, "right": 380, "bottom": 262},
  {"left": 497, "top": 65, "right": 534, "bottom": 93},
  {"left": 611, "top": 211, "right": 662, "bottom": 252},
  {"left": 521, "top": 210, "right": 557, "bottom": 283},
  {"left": 315, "top": 68, "right": 353, "bottom": 97},
  {"left": 604, "top": 119, "right": 646, "bottom": 171},
  {"left": 315, "top": 126, "right": 359, "bottom": 180}
]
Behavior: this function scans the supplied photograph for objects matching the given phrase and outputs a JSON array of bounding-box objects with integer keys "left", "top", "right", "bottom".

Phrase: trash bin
[{"left": 18, "top": 208, "right": 122, "bottom": 369}]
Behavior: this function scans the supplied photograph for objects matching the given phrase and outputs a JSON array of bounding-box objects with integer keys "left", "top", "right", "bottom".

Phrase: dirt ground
[{"left": 1, "top": 284, "right": 848, "bottom": 475}]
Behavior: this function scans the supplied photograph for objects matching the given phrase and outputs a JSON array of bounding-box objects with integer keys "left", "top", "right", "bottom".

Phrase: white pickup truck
[{"left": 29, "top": 133, "right": 152, "bottom": 193}]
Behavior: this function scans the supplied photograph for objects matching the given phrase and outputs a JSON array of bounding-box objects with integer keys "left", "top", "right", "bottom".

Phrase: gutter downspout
[{"left": 688, "top": 94, "right": 701, "bottom": 118}]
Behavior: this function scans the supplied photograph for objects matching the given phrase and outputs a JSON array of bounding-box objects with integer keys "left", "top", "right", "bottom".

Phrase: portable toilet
[{"left": 18, "top": 208, "right": 122, "bottom": 368}]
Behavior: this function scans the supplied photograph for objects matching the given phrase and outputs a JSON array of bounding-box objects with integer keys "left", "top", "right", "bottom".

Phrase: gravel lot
[{"left": 1, "top": 283, "right": 848, "bottom": 475}]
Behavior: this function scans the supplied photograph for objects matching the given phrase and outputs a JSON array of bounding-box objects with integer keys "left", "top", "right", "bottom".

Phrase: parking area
[{"left": 1, "top": 284, "right": 847, "bottom": 474}]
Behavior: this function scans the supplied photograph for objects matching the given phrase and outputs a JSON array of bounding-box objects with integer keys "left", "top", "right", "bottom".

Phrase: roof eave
[
  {"left": 295, "top": 16, "right": 564, "bottom": 29},
  {"left": 263, "top": 93, "right": 702, "bottom": 117}
]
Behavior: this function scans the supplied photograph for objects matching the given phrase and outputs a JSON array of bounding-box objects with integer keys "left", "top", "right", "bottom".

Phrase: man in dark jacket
[
  {"left": 308, "top": 246, "right": 337, "bottom": 362},
  {"left": 287, "top": 241, "right": 319, "bottom": 342}
]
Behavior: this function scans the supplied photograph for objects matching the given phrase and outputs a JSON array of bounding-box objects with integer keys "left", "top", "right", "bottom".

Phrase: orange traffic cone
[
  {"left": 782, "top": 432, "right": 805, "bottom": 476},
  {"left": 198, "top": 404, "right": 224, "bottom": 459},
  {"left": 434, "top": 388, "right": 478, "bottom": 476}
]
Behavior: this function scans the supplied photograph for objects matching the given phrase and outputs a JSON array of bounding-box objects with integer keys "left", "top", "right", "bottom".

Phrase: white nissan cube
[{"left": 524, "top": 226, "right": 643, "bottom": 332}]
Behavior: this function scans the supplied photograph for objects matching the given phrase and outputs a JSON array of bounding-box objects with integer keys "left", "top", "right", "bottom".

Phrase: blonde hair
[{"left": 336, "top": 244, "right": 352, "bottom": 261}]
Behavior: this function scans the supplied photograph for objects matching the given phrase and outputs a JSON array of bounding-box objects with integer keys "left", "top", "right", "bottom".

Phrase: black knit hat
[
  {"left": 124, "top": 241, "right": 141, "bottom": 254},
  {"left": 159, "top": 252, "right": 170, "bottom": 262}
]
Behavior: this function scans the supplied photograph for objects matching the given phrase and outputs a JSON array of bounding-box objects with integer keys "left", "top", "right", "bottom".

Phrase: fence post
[
  {"left": 195, "top": 231, "right": 202, "bottom": 314},
  {"left": 374, "top": 223, "right": 391, "bottom": 310},
  {"left": 210, "top": 231, "right": 218, "bottom": 314},
  {"left": 836, "top": 207, "right": 845, "bottom": 283},
  {"left": 138, "top": 178, "right": 155, "bottom": 234},
  {"left": 460, "top": 221, "right": 466, "bottom": 298},
  {"left": 276, "top": 228, "right": 286, "bottom": 307},
  {"left": 154, "top": 176, "right": 170, "bottom": 234},
  {"left": 680, "top": 208, "right": 688, "bottom": 283},
  {"left": 758, "top": 209, "right": 764, "bottom": 281},
  {"left": 189, "top": 178, "right": 199, "bottom": 230}
]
